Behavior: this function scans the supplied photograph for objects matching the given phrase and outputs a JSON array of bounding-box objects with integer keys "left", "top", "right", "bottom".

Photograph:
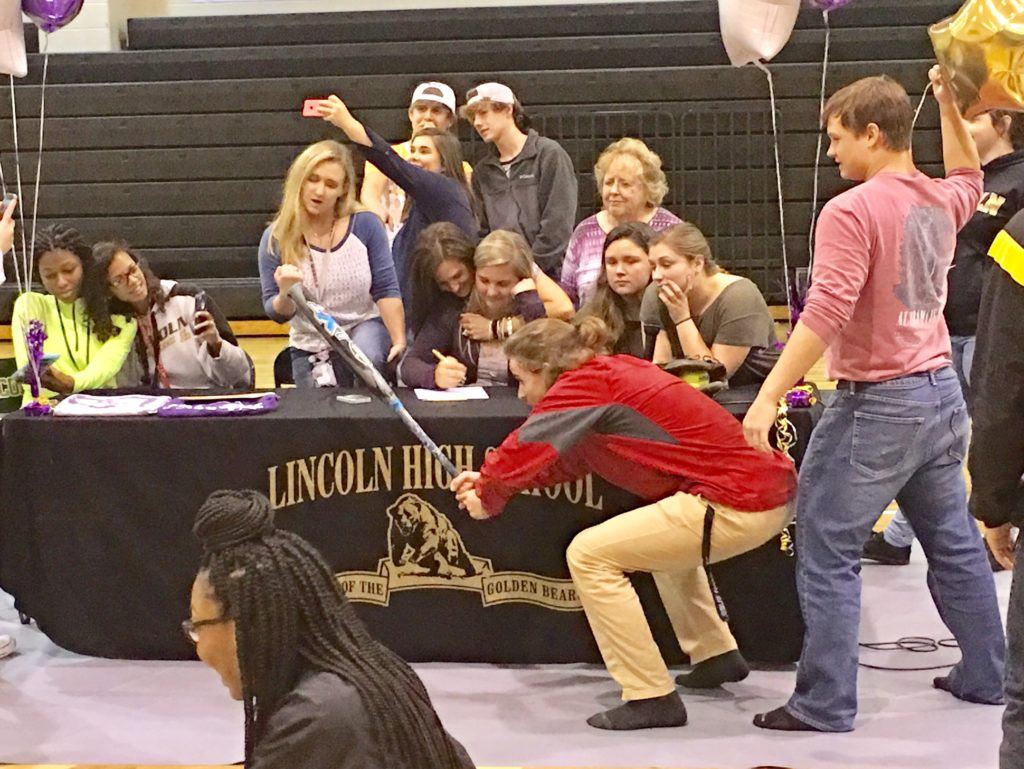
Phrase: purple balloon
[
  {"left": 806, "top": 0, "right": 853, "bottom": 9},
  {"left": 22, "top": 0, "right": 84, "bottom": 34}
]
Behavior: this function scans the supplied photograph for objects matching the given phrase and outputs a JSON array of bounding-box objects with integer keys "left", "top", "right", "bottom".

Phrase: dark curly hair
[{"left": 82, "top": 240, "right": 163, "bottom": 342}]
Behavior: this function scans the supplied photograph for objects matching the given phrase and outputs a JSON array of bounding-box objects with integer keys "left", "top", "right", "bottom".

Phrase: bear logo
[{"left": 386, "top": 493, "right": 478, "bottom": 578}]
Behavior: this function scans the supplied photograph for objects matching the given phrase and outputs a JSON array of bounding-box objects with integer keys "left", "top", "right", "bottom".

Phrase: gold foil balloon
[{"left": 930, "top": 0, "right": 1024, "bottom": 118}]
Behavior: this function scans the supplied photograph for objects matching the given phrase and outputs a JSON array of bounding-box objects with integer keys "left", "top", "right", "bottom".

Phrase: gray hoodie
[{"left": 471, "top": 129, "right": 577, "bottom": 279}]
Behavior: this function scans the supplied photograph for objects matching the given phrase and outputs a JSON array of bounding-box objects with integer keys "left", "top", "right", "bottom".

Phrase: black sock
[
  {"left": 753, "top": 706, "right": 823, "bottom": 732},
  {"left": 933, "top": 675, "right": 1005, "bottom": 705},
  {"left": 675, "top": 649, "right": 750, "bottom": 689},
  {"left": 586, "top": 692, "right": 688, "bottom": 731}
]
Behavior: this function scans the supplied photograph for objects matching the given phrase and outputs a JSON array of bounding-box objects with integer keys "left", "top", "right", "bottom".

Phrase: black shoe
[
  {"left": 675, "top": 649, "right": 750, "bottom": 689},
  {"left": 861, "top": 531, "right": 910, "bottom": 565},
  {"left": 586, "top": 692, "right": 688, "bottom": 730}
]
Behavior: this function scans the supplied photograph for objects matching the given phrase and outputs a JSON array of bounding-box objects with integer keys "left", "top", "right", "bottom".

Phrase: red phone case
[{"left": 302, "top": 99, "right": 324, "bottom": 117}]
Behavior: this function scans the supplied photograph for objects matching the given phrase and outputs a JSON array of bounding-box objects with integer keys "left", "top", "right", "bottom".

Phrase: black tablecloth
[{"left": 0, "top": 387, "right": 818, "bottom": 663}]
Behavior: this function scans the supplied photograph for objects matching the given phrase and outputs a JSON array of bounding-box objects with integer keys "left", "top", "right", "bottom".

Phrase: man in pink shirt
[{"left": 743, "top": 67, "right": 1005, "bottom": 732}]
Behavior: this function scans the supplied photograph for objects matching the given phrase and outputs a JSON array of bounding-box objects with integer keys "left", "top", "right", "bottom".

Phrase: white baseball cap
[
  {"left": 410, "top": 82, "right": 457, "bottom": 114},
  {"left": 465, "top": 82, "right": 517, "bottom": 108}
]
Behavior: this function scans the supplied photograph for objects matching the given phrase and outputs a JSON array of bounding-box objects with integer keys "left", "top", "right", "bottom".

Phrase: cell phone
[
  {"left": 302, "top": 98, "right": 325, "bottom": 117},
  {"left": 336, "top": 394, "right": 372, "bottom": 405},
  {"left": 11, "top": 353, "right": 60, "bottom": 383},
  {"left": 194, "top": 291, "right": 209, "bottom": 315},
  {"left": 2, "top": 192, "right": 16, "bottom": 214}
]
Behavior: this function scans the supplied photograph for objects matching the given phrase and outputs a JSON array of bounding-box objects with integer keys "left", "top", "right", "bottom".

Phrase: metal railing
[{"left": 466, "top": 104, "right": 787, "bottom": 302}]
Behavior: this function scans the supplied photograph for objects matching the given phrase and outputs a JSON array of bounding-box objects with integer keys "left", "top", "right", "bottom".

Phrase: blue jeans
[
  {"left": 291, "top": 316, "right": 391, "bottom": 388},
  {"left": 788, "top": 367, "right": 1005, "bottom": 731},
  {"left": 884, "top": 336, "right": 975, "bottom": 548}
]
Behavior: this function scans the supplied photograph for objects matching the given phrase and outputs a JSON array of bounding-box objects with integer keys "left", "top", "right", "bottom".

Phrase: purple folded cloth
[{"left": 156, "top": 393, "right": 280, "bottom": 418}]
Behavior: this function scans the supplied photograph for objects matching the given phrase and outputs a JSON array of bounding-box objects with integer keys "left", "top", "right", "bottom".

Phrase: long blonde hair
[
  {"left": 269, "top": 140, "right": 360, "bottom": 267},
  {"left": 465, "top": 230, "right": 535, "bottom": 317}
]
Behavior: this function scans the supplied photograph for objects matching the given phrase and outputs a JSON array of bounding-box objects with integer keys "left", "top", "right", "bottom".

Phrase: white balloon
[
  {"left": 718, "top": 0, "right": 801, "bottom": 68},
  {"left": 0, "top": 0, "right": 26, "bottom": 78}
]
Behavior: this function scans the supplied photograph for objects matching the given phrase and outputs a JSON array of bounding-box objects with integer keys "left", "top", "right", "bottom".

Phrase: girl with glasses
[{"left": 82, "top": 242, "right": 253, "bottom": 389}]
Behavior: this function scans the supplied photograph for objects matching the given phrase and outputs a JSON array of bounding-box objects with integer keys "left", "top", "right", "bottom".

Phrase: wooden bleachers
[{"left": 0, "top": 0, "right": 959, "bottom": 321}]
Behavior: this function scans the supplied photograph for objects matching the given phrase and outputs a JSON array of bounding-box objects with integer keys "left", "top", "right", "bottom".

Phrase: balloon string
[
  {"left": 29, "top": 33, "right": 50, "bottom": 286},
  {"left": 912, "top": 81, "right": 933, "bottom": 133},
  {"left": 808, "top": 10, "right": 830, "bottom": 275},
  {"left": 2, "top": 78, "right": 21, "bottom": 292},
  {"left": 9, "top": 75, "right": 27, "bottom": 294},
  {"left": 753, "top": 60, "right": 792, "bottom": 329},
  {"left": 0, "top": 136, "right": 5, "bottom": 287}
]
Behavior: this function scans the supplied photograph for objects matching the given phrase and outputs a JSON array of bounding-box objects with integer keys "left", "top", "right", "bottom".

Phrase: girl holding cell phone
[{"left": 83, "top": 242, "right": 253, "bottom": 390}]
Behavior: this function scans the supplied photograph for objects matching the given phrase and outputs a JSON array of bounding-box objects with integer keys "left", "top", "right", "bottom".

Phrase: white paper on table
[
  {"left": 413, "top": 386, "right": 489, "bottom": 402},
  {"left": 53, "top": 393, "right": 172, "bottom": 416}
]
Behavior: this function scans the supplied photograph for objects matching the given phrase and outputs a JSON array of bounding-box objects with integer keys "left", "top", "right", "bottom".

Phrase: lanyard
[
  {"left": 137, "top": 309, "right": 170, "bottom": 389},
  {"left": 307, "top": 253, "right": 321, "bottom": 292},
  {"left": 303, "top": 219, "right": 340, "bottom": 299},
  {"left": 54, "top": 296, "right": 89, "bottom": 370}
]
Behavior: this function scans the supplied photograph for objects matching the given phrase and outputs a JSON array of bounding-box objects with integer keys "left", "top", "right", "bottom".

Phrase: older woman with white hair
[{"left": 560, "top": 138, "right": 681, "bottom": 308}]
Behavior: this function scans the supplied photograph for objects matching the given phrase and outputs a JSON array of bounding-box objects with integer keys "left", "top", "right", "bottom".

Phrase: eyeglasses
[
  {"left": 109, "top": 262, "right": 143, "bottom": 290},
  {"left": 181, "top": 616, "right": 230, "bottom": 644}
]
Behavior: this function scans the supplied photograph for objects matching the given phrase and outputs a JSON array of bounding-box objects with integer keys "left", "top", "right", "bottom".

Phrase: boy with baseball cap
[
  {"left": 461, "top": 82, "right": 577, "bottom": 279},
  {"left": 360, "top": 81, "right": 471, "bottom": 237}
]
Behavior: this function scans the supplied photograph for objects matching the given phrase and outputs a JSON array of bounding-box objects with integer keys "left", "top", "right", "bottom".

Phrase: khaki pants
[{"left": 566, "top": 492, "right": 793, "bottom": 700}]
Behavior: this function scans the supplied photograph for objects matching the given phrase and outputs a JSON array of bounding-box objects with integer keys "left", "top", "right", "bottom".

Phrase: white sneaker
[{"left": 0, "top": 634, "right": 15, "bottom": 659}]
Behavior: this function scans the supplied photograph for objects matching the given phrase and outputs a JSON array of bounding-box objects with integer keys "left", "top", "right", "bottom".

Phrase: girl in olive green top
[
  {"left": 643, "top": 222, "right": 776, "bottom": 387},
  {"left": 12, "top": 224, "right": 136, "bottom": 404}
]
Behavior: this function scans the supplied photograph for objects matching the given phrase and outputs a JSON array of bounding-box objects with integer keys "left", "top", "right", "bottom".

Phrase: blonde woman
[
  {"left": 399, "top": 230, "right": 548, "bottom": 389},
  {"left": 560, "top": 138, "right": 681, "bottom": 308},
  {"left": 258, "top": 140, "right": 405, "bottom": 387}
]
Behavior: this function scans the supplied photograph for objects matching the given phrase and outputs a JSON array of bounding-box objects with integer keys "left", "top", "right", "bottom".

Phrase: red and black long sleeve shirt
[{"left": 477, "top": 355, "right": 797, "bottom": 516}]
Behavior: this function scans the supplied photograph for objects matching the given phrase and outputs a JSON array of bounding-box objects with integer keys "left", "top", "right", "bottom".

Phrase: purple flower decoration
[
  {"left": 25, "top": 319, "right": 46, "bottom": 400},
  {"left": 22, "top": 320, "right": 53, "bottom": 416},
  {"left": 785, "top": 387, "right": 816, "bottom": 409},
  {"left": 23, "top": 400, "right": 52, "bottom": 416}
]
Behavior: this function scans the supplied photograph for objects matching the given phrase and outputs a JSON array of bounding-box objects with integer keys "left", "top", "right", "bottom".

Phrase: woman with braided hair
[
  {"left": 187, "top": 489, "right": 475, "bottom": 768},
  {"left": 11, "top": 223, "right": 137, "bottom": 404}
]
